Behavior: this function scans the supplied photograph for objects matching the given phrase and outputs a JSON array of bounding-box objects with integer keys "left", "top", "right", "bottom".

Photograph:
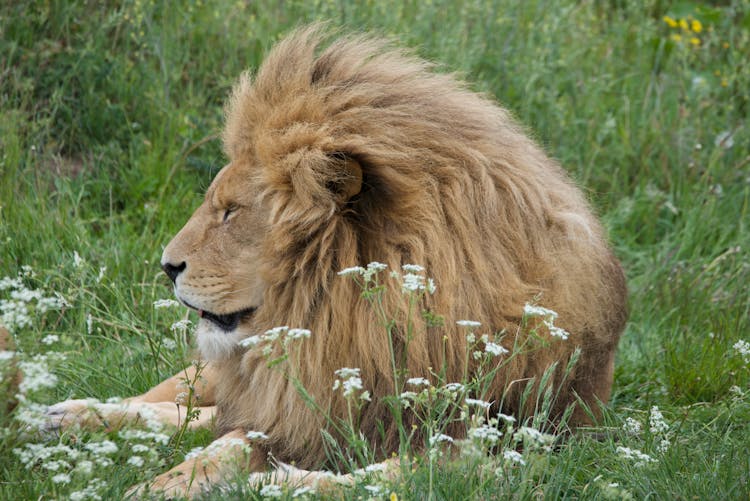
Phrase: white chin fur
[{"left": 195, "top": 319, "right": 243, "bottom": 361}]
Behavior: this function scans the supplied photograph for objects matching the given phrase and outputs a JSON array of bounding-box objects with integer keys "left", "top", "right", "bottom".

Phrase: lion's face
[{"left": 161, "top": 161, "right": 267, "bottom": 360}]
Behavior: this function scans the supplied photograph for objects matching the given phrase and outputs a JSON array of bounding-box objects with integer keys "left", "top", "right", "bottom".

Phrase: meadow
[{"left": 1, "top": 0, "right": 749, "bottom": 499}]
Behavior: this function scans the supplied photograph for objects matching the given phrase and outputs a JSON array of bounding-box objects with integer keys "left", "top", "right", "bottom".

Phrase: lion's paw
[{"left": 43, "top": 398, "right": 107, "bottom": 432}]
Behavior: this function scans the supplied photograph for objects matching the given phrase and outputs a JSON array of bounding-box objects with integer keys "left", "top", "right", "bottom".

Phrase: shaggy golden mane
[{"left": 213, "top": 25, "right": 627, "bottom": 468}]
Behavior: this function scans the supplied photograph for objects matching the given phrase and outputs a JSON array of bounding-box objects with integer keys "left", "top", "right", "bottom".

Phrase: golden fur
[{"left": 158, "top": 26, "right": 628, "bottom": 469}]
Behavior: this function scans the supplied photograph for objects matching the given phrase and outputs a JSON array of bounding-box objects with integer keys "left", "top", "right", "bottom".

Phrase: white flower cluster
[
  {"left": 170, "top": 319, "right": 192, "bottom": 333},
  {"left": 733, "top": 339, "right": 750, "bottom": 364},
  {"left": 428, "top": 433, "right": 454, "bottom": 446},
  {"left": 513, "top": 426, "right": 556, "bottom": 452},
  {"left": 338, "top": 262, "right": 437, "bottom": 295},
  {"left": 616, "top": 446, "right": 656, "bottom": 467},
  {"left": 337, "top": 261, "right": 388, "bottom": 283},
  {"left": 468, "top": 424, "right": 503, "bottom": 444},
  {"left": 0, "top": 270, "right": 68, "bottom": 332},
  {"left": 237, "top": 326, "right": 312, "bottom": 354},
  {"left": 153, "top": 299, "right": 180, "bottom": 309},
  {"left": 332, "top": 367, "right": 370, "bottom": 401},
  {"left": 503, "top": 449, "right": 525, "bottom": 465},
  {"left": 18, "top": 355, "right": 59, "bottom": 393},
  {"left": 622, "top": 417, "right": 642, "bottom": 435},
  {"left": 522, "top": 303, "right": 570, "bottom": 340}
]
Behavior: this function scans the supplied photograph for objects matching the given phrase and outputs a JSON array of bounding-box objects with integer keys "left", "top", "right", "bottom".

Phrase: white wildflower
[
  {"left": 131, "top": 444, "right": 151, "bottom": 454},
  {"left": 75, "top": 460, "right": 94, "bottom": 476},
  {"left": 238, "top": 335, "right": 263, "bottom": 348},
  {"left": 513, "top": 427, "right": 556, "bottom": 450},
  {"left": 429, "top": 434, "right": 454, "bottom": 446},
  {"left": 523, "top": 303, "right": 569, "bottom": 340},
  {"left": 153, "top": 299, "right": 180, "bottom": 309},
  {"left": 263, "top": 326, "right": 288, "bottom": 341},
  {"left": 246, "top": 430, "right": 269, "bottom": 440},
  {"left": 714, "top": 130, "right": 735, "bottom": 149},
  {"left": 549, "top": 325, "right": 570, "bottom": 340},
  {"left": 18, "top": 357, "right": 58, "bottom": 393},
  {"left": 43, "top": 459, "right": 70, "bottom": 471},
  {"left": 649, "top": 406, "right": 669, "bottom": 435},
  {"left": 337, "top": 266, "right": 365, "bottom": 277},
  {"left": 85, "top": 440, "right": 118, "bottom": 456},
  {"left": 96, "top": 266, "right": 106, "bottom": 283},
  {"left": 456, "top": 320, "right": 481, "bottom": 328},
  {"left": 127, "top": 456, "right": 145, "bottom": 467},
  {"left": 162, "top": 338, "right": 177, "bottom": 350},
  {"left": 0, "top": 350, "right": 15, "bottom": 361},
  {"left": 363, "top": 262, "right": 388, "bottom": 282},
  {"left": 86, "top": 313, "right": 94, "bottom": 334},
  {"left": 622, "top": 417, "right": 642, "bottom": 436},
  {"left": 170, "top": 319, "right": 192, "bottom": 332},
  {"left": 73, "top": 251, "right": 84, "bottom": 268},
  {"left": 485, "top": 341, "right": 509, "bottom": 356},
  {"left": 617, "top": 446, "right": 656, "bottom": 466},
  {"left": 497, "top": 413, "right": 517, "bottom": 424},
  {"left": 0, "top": 277, "right": 22, "bottom": 290},
  {"left": 364, "top": 462, "right": 388, "bottom": 473},
  {"left": 52, "top": 473, "right": 71, "bottom": 484},
  {"left": 401, "top": 273, "right": 425, "bottom": 293},
  {"left": 406, "top": 377, "right": 430, "bottom": 386},
  {"left": 41, "top": 334, "right": 59, "bottom": 345},
  {"left": 733, "top": 339, "right": 750, "bottom": 364},
  {"left": 402, "top": 264, "right": 425, "bottom": 273},
  {"left": 443, "top": 382, "right": 464, "bottom": 393},
  {"left": 334, "top": 367, "right": 361, "bottom": 379},
  {"left": 286, "top": 328, "right": 311, "bottom": 340},
  {"left": 465, "top": 398, "right": 492, "bottom": 409},
  {"left": 333, "top": 367, "right": 366, "bottom": 398},
  {"left": 364, "top": 485, "right": 384, "bottom": 496},
  {"left": 426, "top": 278, "right": 437, "bottom": 294},
  {"left": 503, "top": 449, "right": 526, "bottom": 465},
  {"left": 259, "top": 484, "right": 283, "bottom": 498},
  {"left": 656, "top": 438, "right": 671, "bottom": 453},
  {"left": 292, "top": 486, "right": 315, "bottom": 497},
  {"left": 469, "top": 424, "right": 502, "bottom": 444}
]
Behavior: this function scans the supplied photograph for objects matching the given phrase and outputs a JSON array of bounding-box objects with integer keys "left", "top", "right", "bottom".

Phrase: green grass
[{"left": 1, "top": 0, "right": 749, "bottom": 499}]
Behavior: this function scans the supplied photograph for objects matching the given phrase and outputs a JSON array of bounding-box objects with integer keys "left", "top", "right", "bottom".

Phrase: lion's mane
[{"left": 214, "top": 26, "right": 627, "bottom": 467}]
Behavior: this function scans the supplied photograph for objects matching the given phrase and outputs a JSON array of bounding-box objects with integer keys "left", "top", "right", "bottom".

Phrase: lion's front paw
[
  {"left": 43, "top": 399, "right": 106, "bottom": 432},
  {"left": 126, "top": 468, "right": 211, "bottom": 500}
]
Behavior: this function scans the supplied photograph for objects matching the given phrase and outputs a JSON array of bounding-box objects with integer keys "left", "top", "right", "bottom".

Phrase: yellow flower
[
  {"left": 390, "top": 494, "right": 398, "bottom": 501},
  {"left": 663, "top": 16, "right": 678, "bottom": 28},
  {"left": 670, "top": 34, "right": 683, "bottom": 43},
  {"left": 721, "top": 78, "right": 728, "bottom": 87},
  {"left": 691, "top": 19, "right": 703, "bottom": 33},
  {"left": 679, "top": 19, "right": 689, "bottom": 30},
  {"left": 722, "top": 42, "right": 730, "bottom": 49},
  {"left": 690, "top": 37, "right": 701, "bottom": 46}
]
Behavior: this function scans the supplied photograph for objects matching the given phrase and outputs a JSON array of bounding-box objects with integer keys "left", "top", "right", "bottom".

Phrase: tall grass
[{"left": 1, "top": 0, "right": 749, "bottom": 499}]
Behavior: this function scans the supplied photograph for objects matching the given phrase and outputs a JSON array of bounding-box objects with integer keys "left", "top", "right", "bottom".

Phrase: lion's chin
[{"left": 195, "top": 319, "right": 246, "bottom": 361}]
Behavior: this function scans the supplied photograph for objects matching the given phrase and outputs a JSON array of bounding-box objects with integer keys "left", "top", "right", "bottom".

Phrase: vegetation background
[{"left": 1, "top": 0, "right": 748, "bottom": 499}]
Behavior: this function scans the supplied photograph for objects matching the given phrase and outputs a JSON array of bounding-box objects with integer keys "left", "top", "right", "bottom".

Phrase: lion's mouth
[
  {"left": 198, "top": 307, "right": 257, "bottom": 331},
  {"left": 180, "top": 299, "right": 257, "bottom": 332}
]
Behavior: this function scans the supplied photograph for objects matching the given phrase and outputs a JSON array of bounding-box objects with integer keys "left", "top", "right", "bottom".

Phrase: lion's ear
[{"left": 326, "top": 153, "right": 363, "bottom": 203}]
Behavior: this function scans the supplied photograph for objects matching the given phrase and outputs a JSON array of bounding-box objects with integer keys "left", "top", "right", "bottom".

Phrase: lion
[{"left": 45, "top": 25, "right": 627, "bottom": 497}]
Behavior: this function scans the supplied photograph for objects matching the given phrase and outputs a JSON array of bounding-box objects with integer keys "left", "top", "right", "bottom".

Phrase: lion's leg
[
  {"left": 255, "top": 457, "right": 401, "bottom": 492},
  {"left": 568, "top": 343, "right": 617, "bottom": 426},
  {"left": 44, "top": 363, "right": 218, "bottom": 432},
  {"left": 127, "top": 429, "right": 267, "bottom": 499}
]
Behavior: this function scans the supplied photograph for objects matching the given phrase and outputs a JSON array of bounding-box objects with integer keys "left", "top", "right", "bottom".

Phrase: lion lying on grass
[{"left": 46, "top": 25, "right": 627, "bottom": 497}]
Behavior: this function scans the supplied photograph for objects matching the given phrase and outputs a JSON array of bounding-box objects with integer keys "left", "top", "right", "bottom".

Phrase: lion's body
[
  {"left": 189, "top": 27, "right": 627, "bottom": 467},
  {"left": 48, "top": 28, "right": 627, "bottom": 488}
]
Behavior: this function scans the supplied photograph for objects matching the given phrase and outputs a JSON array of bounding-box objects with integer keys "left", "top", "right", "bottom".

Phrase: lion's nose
[{"left": 161, "top": 261, "right": 186, "bottom": 284}]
